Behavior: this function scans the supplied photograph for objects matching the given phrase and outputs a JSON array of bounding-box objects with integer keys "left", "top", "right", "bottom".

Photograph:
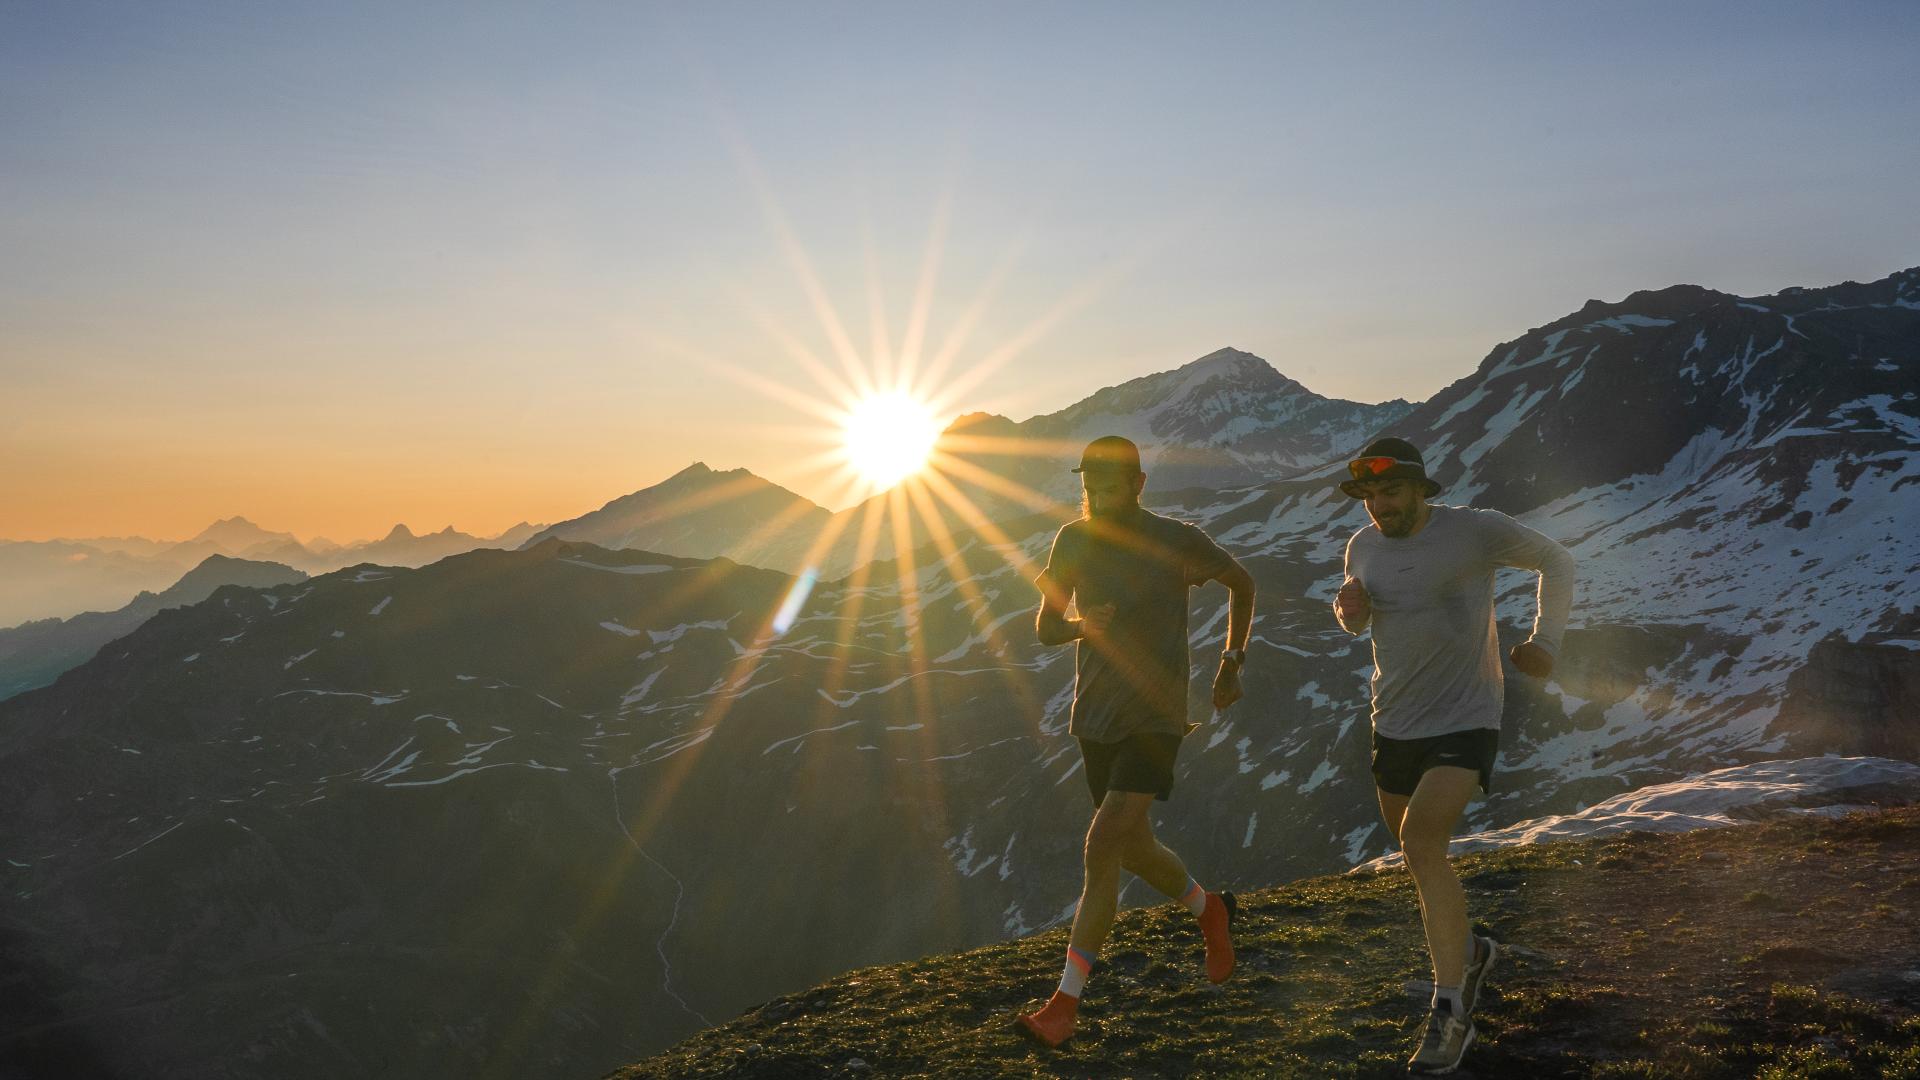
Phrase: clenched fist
[
  {"left": 1334, "top": 577, "right": 1371, "bottom": 631},
  {"left": 1509, "top": 641, "right": 1554, "bottom": 679},
  {"left": 1079, "top": 602, "right": 1117, "bottom": 639},
  {"left": 1212, "top": 659, "right": 1243, "bottom": 710}
]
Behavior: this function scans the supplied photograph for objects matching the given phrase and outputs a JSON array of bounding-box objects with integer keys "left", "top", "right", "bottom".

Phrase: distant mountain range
[
  {"left": 1, "top": 266, "right": 1915, "bottom": 1079},
  {"left": 0, "top": 554, "right": 308, "bottom": 702},
  {"left": 0, "top": 518, "right": 545, "bottom": 628}
]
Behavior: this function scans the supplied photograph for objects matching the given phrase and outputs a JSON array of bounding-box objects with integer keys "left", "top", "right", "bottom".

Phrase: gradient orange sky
[{"left": 6, "top": 4, "right": 1917, "bottom": 543}]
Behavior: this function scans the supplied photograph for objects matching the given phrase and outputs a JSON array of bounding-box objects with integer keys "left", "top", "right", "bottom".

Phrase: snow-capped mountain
[
  {"left": 1, "top": 267, "right": 1914, "bottom": 1079},
  {"left": 1019, "top": 346, "right": 1414, "bottom": 493}
]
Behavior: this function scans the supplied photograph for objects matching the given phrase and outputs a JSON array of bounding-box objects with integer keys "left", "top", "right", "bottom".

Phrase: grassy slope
[{"left": 609, "top": 806, "right": 1920, "bottom": 1079}]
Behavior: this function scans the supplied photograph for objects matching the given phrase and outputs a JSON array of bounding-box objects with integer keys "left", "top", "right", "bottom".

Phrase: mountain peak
[
  {"left": 939, "top": 411, "right": 1020, "bottom": 438},
  {"left": 1183, "top": 346, "right": 1268, "bottom": 371},
  {"left": 1037, "top": 348, "right": 1310, "bottom": 429},
  {"left": 661, "top": 462, "right": 761, "bottom": 490},
  {"left": 167, "top": 553, "right": 307, "bottom": 597},
  {"left": 190, "top": 516, "right": 265, "bottom": 540},
  {"left": 519, "top": 462, "right": 828, "bottom": 559},
  {"left": 185, "top": 515, "right": 298, "bottom": 553},
  {"left": 381, "top": 524, "right": 415, "bottom": 542}
]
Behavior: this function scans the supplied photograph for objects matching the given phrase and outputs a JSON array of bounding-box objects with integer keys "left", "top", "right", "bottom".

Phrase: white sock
[
  {"left": 1058, "top": 946, "right": 1095, "bottom": 999},
  {"left": 1432, "top": 984, "right": 1463, "bottom": 1015},
  {"left": 1178, "top": 878, "right": 1208, "bottom": 917}
]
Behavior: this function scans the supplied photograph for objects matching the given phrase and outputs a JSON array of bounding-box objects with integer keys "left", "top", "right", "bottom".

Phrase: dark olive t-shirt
[{"left": 1036, "top": 508, "right": 1236, "bottom": 742}]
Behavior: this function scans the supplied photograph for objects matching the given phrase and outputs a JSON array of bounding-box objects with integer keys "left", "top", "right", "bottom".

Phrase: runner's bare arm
[
  {"left": 1215, "top": 559, "right": 1255, "bottom": 652},
  {"left": 1034, "top": 570, "right": 1084, "bottom": 646},
  {"left": 1477, "top": 510, "right": 1576, "bottom": 677},
  {"left": 1335, "top": 535, "right": 1371, "bottom": 633},
  {"left": 1209, "top": 558, "right": 1255, "bottom": 709}
]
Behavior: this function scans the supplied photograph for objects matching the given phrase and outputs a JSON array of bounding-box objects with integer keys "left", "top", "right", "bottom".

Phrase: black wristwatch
[{"left": 1221, "top": 648, "right": 1247, "bottom": 669}]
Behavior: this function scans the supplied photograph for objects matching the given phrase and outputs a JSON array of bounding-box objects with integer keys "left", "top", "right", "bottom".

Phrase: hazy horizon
[
  {"left": 6, "top": 3, "right": 1918, "bottom": 542},
  {"left": 0, "top": 341, "right": 1403, "bottom": 544}
]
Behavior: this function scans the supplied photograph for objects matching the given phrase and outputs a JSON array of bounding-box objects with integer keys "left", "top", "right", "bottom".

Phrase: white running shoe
[{"left": 1408, "top": 1006, "right": 1477, "bottom": 1075}]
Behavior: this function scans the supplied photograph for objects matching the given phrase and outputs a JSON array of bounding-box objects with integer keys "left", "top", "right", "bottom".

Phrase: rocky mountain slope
[{"left": 0, "top": 267, "right": 1913, "bottom": 1078}]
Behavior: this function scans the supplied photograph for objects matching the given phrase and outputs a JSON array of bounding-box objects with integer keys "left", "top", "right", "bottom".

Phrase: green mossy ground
[{"left": 610, "top": 806, "right": 1920, "bottom": 1078}]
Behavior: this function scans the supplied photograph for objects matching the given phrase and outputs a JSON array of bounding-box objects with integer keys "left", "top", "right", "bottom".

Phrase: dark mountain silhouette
[
  {"left": 523, "top": 462, "right": 833, "bottom": 564},
  {"left": 0, "top": 266, "right": 1913, "bottom": 1078},
  {"left": 486, "top": 521, "right": 543, "bottom": 549},
  {"left": 349, "top": 523, "right": 499, "bottom": 568},
  {"left": 0, "top": 554, "right": 307, "bottom": 702}
]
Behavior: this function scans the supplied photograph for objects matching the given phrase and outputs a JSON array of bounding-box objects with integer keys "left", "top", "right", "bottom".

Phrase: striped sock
[
  {"left": 1059, "top": 946, "right": 1096, "bottom": 999},
  {"left": 1179, "top": 879, "right": 1208, "bottom": 917}
]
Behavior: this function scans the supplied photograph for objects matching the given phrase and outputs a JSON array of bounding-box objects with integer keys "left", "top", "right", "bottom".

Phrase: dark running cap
[
  {"left": 1339, "top": 436, "right": 1442, "bottom": 499},
  {"left": 1072, "top": 435, "right": 1143, "bottom": 475}
]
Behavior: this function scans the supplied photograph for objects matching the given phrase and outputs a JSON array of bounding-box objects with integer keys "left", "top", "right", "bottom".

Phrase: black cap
[
  {"left": 1339, "top": 436, "right": 1442, "bottom": 498},
  {"left": 1072, "top": 435, "right": 1143, "bottom": 475}
]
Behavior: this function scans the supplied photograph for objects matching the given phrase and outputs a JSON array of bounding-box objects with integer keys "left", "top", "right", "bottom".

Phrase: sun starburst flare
[{"left": 840, "top": 390, "right": 942, "bottom": 491}]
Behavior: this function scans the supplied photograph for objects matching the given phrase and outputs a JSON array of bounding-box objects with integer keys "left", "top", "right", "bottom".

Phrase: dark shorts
[
  {"left": 1371, "top": 727, "right": 1499, "bottom": 797},
  {"left": 1078, "top": 732, "right": 1183, "bottom": 805}
]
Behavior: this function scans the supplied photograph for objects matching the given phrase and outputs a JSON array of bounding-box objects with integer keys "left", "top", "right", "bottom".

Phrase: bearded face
[
  {"left": 1357, "top": 478, "right": 1428, "bottom": 538},
  {"left": 1080, "top": 470, "right": 1144, "bottom": 520}
]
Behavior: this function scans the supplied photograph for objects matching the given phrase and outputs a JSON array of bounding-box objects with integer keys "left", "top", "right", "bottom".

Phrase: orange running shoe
[
  {"left": 1200, "top": 890, "right": 1237, "bottom": 983},
  {"left": 1015, "top": 990, "right": 1079, "bottom": 1047}
]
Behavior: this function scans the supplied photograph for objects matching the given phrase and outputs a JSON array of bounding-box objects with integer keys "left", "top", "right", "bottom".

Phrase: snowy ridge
[{"left": 1353, "top": 757, "right": 1920, "bottom": 872}]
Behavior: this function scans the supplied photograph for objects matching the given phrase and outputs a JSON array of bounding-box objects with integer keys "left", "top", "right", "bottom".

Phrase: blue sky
[{"left": 3, "top": 3, "right": 1917, "bottom": 536}]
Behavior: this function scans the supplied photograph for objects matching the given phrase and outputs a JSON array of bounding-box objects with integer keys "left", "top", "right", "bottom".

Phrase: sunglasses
[{"left": 1347, "top": 455, "right": 1422, "bottom": 480}]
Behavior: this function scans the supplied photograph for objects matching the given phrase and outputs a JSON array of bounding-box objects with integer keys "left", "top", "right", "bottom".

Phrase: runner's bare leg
[
  {"left": 1398, "top": 765, "right": 1479, "bottom": 989},
  {"left": 1119, "top": 816, "right": 1191, "bottom": 899},
  {"left": 1068, "top": 791, "right": 1156, "bottom": 954},
  {"left": 1377, "top": 788, "right": 1411, "bottom": 844}
]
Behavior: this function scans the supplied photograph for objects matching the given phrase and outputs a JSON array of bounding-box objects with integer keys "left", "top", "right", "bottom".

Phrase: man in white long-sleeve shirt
[{"left": 1333, "top": 436, "right": 1575, "bottom": 1076}]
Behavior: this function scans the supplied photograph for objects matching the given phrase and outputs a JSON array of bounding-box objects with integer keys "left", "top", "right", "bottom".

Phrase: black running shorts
[
  {"left": 1371, "top": 727, "right": 1498, "bottom": 797},
  {"left": 1078, "top": 731, "right": 1183, "bottom": 805}
]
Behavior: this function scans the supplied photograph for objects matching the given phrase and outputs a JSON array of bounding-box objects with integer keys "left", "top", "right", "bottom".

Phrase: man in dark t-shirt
[{"left": 1015, "top": 435, "right": 1257, "bottom": 1048}]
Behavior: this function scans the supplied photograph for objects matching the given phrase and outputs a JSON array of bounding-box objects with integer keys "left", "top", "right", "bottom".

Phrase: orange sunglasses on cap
[{"left": 1347, "top": 455, "right": 1422, "bottom": 480}]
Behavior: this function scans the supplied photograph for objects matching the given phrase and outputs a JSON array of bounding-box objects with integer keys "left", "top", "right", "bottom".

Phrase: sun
[{"left": 842, "top": 390, "right": 941, "bottom": 491}]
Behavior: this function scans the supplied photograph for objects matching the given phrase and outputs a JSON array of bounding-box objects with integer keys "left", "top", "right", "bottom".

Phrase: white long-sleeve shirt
[{"left": 1341, "top": 504, "right": 1576, "bottom": 739}]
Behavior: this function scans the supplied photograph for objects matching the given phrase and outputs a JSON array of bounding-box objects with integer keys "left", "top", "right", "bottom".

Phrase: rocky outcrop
[{"left": 1768, "top": 635, "right": 1920, "bottom": 759}]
